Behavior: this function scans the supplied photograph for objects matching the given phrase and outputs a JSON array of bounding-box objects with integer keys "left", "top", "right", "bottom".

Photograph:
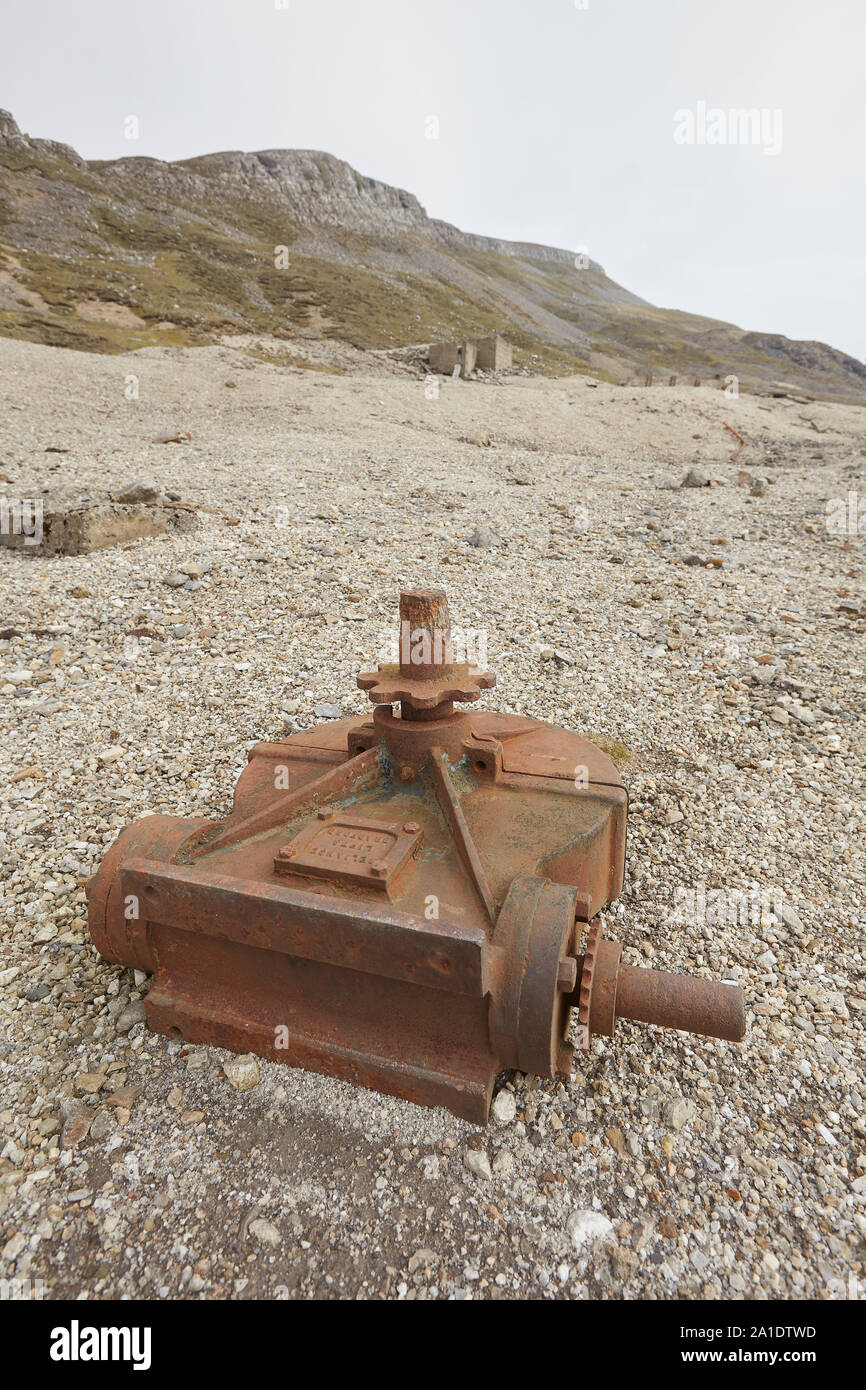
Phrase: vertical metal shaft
[
  {"left": 399, "top": 588, "right": 453, "bottom": 681},
  {"left": 398, "top": 589, "right": 455, "bottom": 720}
]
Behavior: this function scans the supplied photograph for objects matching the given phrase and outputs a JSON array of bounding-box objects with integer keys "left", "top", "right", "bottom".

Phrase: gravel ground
[{"left": 0, "top": 335, "right": 864, "bottom": 1301}]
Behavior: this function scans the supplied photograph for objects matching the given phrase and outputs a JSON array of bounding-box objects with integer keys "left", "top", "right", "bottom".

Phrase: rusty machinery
[{"left": 87, "top": 589, "right": 745, "bottom": 1123}]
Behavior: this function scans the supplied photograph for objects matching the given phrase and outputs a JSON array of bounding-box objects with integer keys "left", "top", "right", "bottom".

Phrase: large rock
[
  {"left": 681, "top": 468, "right": 709, "bottom": 488},
  {"left": 0, "top": 489, "right": 197, "bottom": 556},
  {"left": 113, "top": 478, "right": 160, "bottom": 504},
  {"left": 467, "top": 526, "right": 503, "bottom": 549}
]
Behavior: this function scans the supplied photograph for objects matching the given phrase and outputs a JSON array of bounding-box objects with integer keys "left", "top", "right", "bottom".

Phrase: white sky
[{"left": 2, "top": 0, "right": 864, "bottom": 359}]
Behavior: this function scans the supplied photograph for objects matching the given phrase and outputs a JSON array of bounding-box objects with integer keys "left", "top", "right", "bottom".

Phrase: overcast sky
[{"left": 3, "top": 0, "right": 863, "bottom": 359}]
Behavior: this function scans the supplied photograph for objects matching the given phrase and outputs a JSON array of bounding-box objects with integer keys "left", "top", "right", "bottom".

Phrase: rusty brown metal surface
[
  {"left": 429, "top": 746, "right": 497, "bottom": 925},
  {"left": 398, "top": 587, "right": 453, "bottom": 681},
  {"left": 357, "top": 586, "right": 494, "bottom": 718},
  {"left": 615, "top": 961, "right": 746, "bottom": 1042},
  {"left": 274, "top": 810, "right": 423, "bottom": 895},
  {"left": 489, "top": 876, "right": 579, "bottom": 1079},
  {"left": 86, "top": 586, "right": 747, "bottom": 1123},
  {"left": 570, "top": 923, "right": 746, "bottom": 1050}
]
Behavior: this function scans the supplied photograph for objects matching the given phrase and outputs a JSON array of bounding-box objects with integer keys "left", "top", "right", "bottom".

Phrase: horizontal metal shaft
[{"left": 614, "top": 962, "right": 746, "bottom": 1042}]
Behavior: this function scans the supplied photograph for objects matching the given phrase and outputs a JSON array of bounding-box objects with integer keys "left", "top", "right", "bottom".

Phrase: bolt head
[{"left": 557, "top": 957, "right": 578, "bottom": 992}]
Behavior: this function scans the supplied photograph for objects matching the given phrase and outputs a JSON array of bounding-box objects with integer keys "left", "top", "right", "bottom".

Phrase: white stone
[
  {"left": 492, "top": 1089, "right": 517, "bottom": 1125},
  {"left": 566, "top": 1209, "right": 614, "bottom": 1251},
  {"left": 248, "top": 1218, "right": 281, "bottom": 1247},
  {"left": 663, "top": 1096, "right": 697, "bottom": 1131},
  {"left": 1, "top": 1232, "right": 27, "bottom": 1261},
  {"left": 224, "top": 1054, "right": 261, "bottom": 1091},
  {"left": 464, "top": 1149, "right": 493, "bottom": 1180}
]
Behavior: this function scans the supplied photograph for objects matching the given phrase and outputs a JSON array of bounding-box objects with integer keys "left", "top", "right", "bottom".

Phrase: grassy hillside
[{"left": 1, "top": 112, "right": 864, "bottom": 401}]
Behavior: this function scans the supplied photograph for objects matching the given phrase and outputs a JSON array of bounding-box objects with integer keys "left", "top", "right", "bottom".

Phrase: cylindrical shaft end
[
  {"left": 615, "top": 963, "right": 746, "bottom": 1043},
  {"left": 399, "top": 589, "right": 452, "bottom": 681}
]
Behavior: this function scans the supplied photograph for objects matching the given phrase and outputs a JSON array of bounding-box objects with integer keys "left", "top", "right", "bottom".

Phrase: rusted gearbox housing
[{"left": 87, "top": 589, "right": 745, "bottom": 1123}]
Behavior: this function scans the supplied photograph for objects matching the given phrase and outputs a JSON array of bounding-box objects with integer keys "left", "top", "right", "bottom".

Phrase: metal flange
[{"left": 489, "top": 875, "right": 580, "bottom": 1079}]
